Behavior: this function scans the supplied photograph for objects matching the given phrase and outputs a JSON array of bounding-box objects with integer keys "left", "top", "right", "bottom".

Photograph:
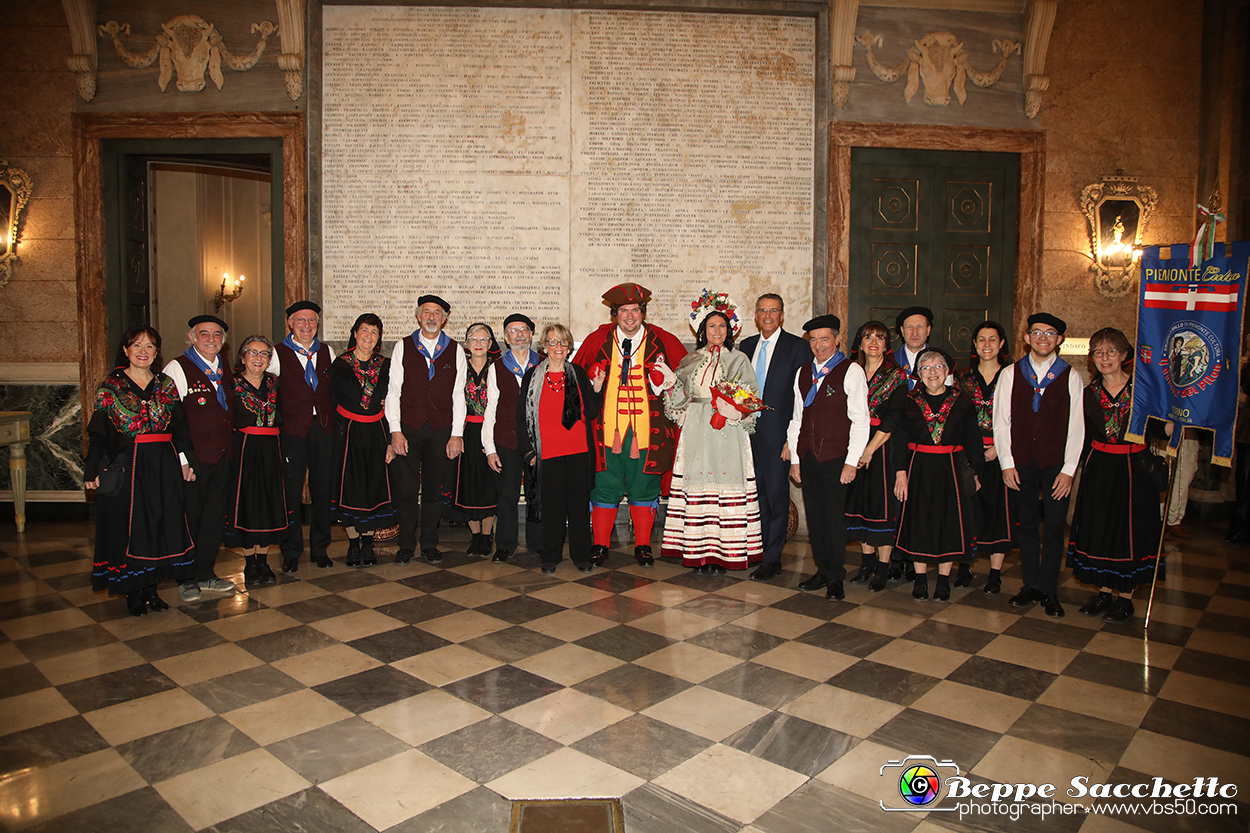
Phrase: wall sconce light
[
  {"left": 214, "top": 272, "right": 244, "bottom": 312},
  {"left": 1080, "top": 174, "right": 1157, "bottom": 298},
  {"left": 0, "top": 161, "right": 33, "bottom": 289}
]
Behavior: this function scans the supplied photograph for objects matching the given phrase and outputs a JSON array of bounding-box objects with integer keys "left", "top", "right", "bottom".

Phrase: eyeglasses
[
  {"left": 1092, "top": 349, "right": 1122, "bottom": 359},
  {"left": 505, "top": 327, "right": 531, "bottom": 335},
  {"left": 756, "top": 307, "right": 782, "bottom": 315},
  {"left": 1028, "top": 329, "right": 1059, "bottom": 339},
  {"left": 918, "top": 364, "right": 947, "bottom": 374},
  {"left": 243, "top": 349, "right": 271, "bottom": 358},
  {"left": 467, "top": 336, "right": 492, "bottom": 345},
  {"left": 545, "top": 340, "right": 568, "bottom": 348}
]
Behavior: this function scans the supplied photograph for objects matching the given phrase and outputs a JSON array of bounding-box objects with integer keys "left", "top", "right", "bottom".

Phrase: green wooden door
[{"left": 849, "top": 148, "right": 1018, "bottom": 358}]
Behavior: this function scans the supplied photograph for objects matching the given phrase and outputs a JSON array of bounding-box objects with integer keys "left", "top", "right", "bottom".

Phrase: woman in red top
[{"left": 516, "top": 324, "right": 603, "bottom": 574}]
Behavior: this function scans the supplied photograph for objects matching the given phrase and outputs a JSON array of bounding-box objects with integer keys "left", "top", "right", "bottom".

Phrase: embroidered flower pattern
[
  {"left": 350, "top": 353, "right": 384, "bottom": 410},
  {"left": 1098, "top": 379, "right": 1132, "bottom": 441},
  {"left": 97, "top": 371, "right": 177, "bottom": 437},
  {"left": 909, "top": 387, "right": 958, "bottom": 444},
  {"left": 235, "top": 374, "right": 279, "bottom": 427},
  {"left": 867, "top": 364, "right": 906, "bottom": 418},
  {"left": 956, "top": 366, "right": 995, "bottom": 432}
]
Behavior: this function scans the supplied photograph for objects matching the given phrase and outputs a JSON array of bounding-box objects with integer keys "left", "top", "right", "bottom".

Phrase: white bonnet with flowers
[{"left": 689, "top": 289, "right": 742, "bottom": 337}]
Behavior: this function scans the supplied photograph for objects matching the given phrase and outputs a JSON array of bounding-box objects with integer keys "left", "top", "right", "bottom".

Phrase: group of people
[{"left": 84, "top": 283, "right": 1166, "bottom": 625}]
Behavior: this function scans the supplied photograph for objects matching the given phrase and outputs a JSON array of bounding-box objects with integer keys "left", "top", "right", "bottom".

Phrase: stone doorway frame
[
  {"left": 72, "top": 111, "right": 306, "bottom": 426},
  {"left": 827, "top": 122, "right": 1045, "bottom": 333}
]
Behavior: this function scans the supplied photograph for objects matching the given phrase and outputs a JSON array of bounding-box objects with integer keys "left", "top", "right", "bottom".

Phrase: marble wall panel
[{"left": 0, "top": 385, "right": 83, "bottom": 492}]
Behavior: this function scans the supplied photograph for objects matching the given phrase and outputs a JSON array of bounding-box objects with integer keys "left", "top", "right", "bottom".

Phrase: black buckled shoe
[
  {"left": 1102, "top": 597, "right": 1134, "bottom": 624},
  {"left": 1079, "top": 592, "right": 1112, "bottom": 617},
  {"left": 360, "top": 537, "right": 377, "bottom": 567},
  {"left": 590, "top": 545, "right": 609, "bottom": 567},
  {"left": 346, "top": 538, "right": 362, "bottom": 568},
  {"left": 954, "top": 564, "right": 972, "bottom": 588},
  {"left": 256, "top": 560, "right": 277, "bottom": 585},
  {"left": 492, "top": 549, "right": 512, "bottom": 564},
  {"left": 933, "top": 580, "right": 951, "bottom": 602},
  {"left": 850, "top": 564, "right": 874, "bottom": 584},
  {"left": 312, "top": 553, "right": 332, "bottom": 569},
  {"left": 282, "top": 557, "right": 299, "bottom": 573},
  {"left": 394, "top": 548, "right": 415, "bottom": 565},
  {"left": 709, "top": 564, "right": 726, "bottom": 576},
  {"left": 126, "top": 592, "right": 148, "bottom": 617},
  {"left": 244, "top": 561, "right": 262, "bottom": 588},
  {"left": 141, "top": 585, "right": 169, "bottom": 612},
  {"left": 421, "top": 548, "right": 444, "bottom": 565},
  {"left": 912, "top": 581, "right": 929, "bottom": 600},
  {"left": 634, "top": 545, "right": 654, "bottom": 567},
  {"left": 982, "top": 574, "right": 1002, "bottom": 595}
]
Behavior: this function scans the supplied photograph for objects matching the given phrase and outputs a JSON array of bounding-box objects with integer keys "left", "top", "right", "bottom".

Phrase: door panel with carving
[{"left": 850, "top": 149, "right": 1018, "bottom": 360}]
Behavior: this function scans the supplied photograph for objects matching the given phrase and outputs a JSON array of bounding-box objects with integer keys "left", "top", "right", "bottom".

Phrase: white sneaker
[
  {"left": 178, "top": 581, "right": 202, "bottom": 602},
  {"left": 199, "top": 577, "right": 237, "bottom": 595}
]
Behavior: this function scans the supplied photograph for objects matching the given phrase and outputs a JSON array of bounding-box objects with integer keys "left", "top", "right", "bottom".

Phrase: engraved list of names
[{"left": 321, "top": 6, "right": 814, "bottom": 339}]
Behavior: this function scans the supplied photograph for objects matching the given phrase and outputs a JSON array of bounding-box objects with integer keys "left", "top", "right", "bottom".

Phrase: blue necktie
[{"left": 754, "top": 340, "right": 769, "bottom": 398}]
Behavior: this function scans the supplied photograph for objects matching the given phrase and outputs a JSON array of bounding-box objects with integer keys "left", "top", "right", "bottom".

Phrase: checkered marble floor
[{"left": 1, "top": 519, "right": 1248, "bottom": 833}]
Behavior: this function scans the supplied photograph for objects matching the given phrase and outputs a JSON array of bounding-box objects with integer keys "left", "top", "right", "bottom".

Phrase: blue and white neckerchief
[
  {"left": 413, "top": 331, "right": 450, "bottom": 380},
  {"left": 282, "top": 334, "right": 321, "bottom": 391},
  {"left": 803, "top": 351, "right": 846, "bottom": 407},
  {"left": 1019, "top": 355, "right": 1069, "bottom": 412},
  {"left": 503, "top": 349, "right": 539, "bottom": 379},
  {"left": 183, "top": 347, "right": 227, "bottom": 409}
]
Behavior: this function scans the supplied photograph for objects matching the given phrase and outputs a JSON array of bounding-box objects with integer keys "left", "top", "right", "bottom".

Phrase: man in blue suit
[{"left": 738, "top": 294, "right": 810, "bottom": 581}]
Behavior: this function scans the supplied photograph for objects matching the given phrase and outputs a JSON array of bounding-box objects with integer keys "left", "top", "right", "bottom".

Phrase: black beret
[
  {"left": 895, "top": 306, "right": 934, "bottom": 333},
  {"left": 418, "top": 294, "right": 451, "bottom": 313},
  {"left": 285, "top": 301, "right": 321, "bottom": 317},
  {"left": 1027, "top": 312, "right": 1067, "bottom": 335},
  {"left": 802, "top": 314, "right": 842, "bottom": 334},
  {"left": 188, "top": 314, "right": 228, "bottom": 333},
  {"left": 503, "top": 313, "right": 535, "bottom": 331}
]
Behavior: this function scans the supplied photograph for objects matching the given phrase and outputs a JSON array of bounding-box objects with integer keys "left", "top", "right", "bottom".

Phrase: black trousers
[
  {"left": 281, "top": 424, "right": 333, "bottom": 562},
  {"left": 1015, "top": 460, "right": 1070, "bottom": 595},
  {"left": 750, "top": 433, "right": 790, "bottom": 564},
  {"left": 541, "top": 452, "right": 592, "bottom": 567},
  {"left": 799, "top": 452, "right": 850, "bottom": 582},
  {"left": 495, "top": 445, "right": 542, "bottom": 555},
  {"left": 184, "top": 456, "right": 229, "bottom": 582},
  {"left": 389, "top": 423, "right": 450, "bottom": 551}
]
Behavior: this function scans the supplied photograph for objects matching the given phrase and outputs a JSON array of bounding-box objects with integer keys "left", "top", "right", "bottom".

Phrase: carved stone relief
[
  {"left": 856, "top": 30, "right": 1021, "bottom": 106},
  {"left": 97, "top": 14, "right": 276, "bottom": 93},
  {"left": 829, "top": 0, "right": 859, "bottom": 110},
  {"left": 62, "top": 0, "right": 98, "bottom": 101}
]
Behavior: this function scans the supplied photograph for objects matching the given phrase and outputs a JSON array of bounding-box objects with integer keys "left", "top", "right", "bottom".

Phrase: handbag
[
  {"left": 1137, "top": 450, "right": 1169, "bottom": 494},
  {"left": 96, "top": 452, "right": 128, "bottom": 496}
]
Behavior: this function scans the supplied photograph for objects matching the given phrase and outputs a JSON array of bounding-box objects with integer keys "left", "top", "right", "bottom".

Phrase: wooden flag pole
[{"left": 1143, "top": 426, "right": 1183, "bottom": 630}]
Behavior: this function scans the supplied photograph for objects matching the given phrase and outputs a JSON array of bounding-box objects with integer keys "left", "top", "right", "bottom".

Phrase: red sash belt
[
  {"left": 241, "top": 426, "right": 280, "bottom": 436},
  {"left": 908, "top": 443, "right": 963, "bottom": 453},
  {"left": 336, "top": 405, "right": 385, "bottom": 423},
  {"left": 136, "top": 433, "right": 172, "bottom": 443},
  {"left": 467, "top": 415, "right": 484, "bottom": 424},
  {"left": 1092, "top": 441, "right": 1146, "bottom": 454},
  {"left": 982, "top": 436, "right": 995, "bottom": 446},
  {"left": 870, "top": 417, "right": 881, "bottom": 427}
]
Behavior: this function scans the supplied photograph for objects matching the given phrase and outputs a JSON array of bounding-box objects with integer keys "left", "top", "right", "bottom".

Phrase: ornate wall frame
[
  {"left": 1080, "top": 175, "right": 1157, "bottom": 298},
  {"left": 0, "top": 162, "right": 33, "bottom": 288}
]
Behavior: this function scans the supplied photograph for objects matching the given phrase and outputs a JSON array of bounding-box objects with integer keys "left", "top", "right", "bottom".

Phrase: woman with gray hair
[
  {"left": 224, "top": 334, "right": 285, "bottom": 588},
  {"left": 445, "top": 322, "right": 502, "bottom": 555},
  {"left": 516, "top": 323, "right": 603, "bottom": 574}
]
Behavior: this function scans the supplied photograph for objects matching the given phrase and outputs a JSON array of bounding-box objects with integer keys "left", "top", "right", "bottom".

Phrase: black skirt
[
  {"left": 443, "top": 420, "right": 498, "bottom": 522},
  {"left": 1068, "top": 445, "right": 1164, "bottom": 592},
  {"left": 894, "top": 447, "right": 978, "bottom": 564},
  {"left": 332, "top": 413, "right": 396, "bottom": 532},
  {"left": 93, "top": 436, "right": 194, "bottom": 593},
  {"left": 225, "top": 429, "right": 288, "bottom": 548},
  {"left": 845, "top": 442, "right": 899, "bottom": 546},
  {"left": 975, "top": 443, "right": 1017, "bottom": 553}
]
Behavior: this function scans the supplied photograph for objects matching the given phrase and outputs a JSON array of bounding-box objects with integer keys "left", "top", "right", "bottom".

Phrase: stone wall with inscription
[{"left": 320, "top": 5, "right": 815, "bottom": 342}]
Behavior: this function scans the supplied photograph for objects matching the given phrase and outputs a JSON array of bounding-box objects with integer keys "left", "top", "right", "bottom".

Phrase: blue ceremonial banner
[{"left": 1127, "top": 241, "right": 1249, "bottom": 466}]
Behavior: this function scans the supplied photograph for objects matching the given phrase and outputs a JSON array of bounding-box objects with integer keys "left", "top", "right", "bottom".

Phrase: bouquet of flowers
[{"left": 709, "top": 378, "right": 767, "bottom": 429}]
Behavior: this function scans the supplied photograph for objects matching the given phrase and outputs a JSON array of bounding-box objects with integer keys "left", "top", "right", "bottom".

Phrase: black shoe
[
  {"left": 1079, "top": 592, "right": 1113, "bottom": 617},
  {"left": 1103, "top": 597, "right": 1134, "bottom": 624},
  {"left": 954, "top": 564, "right": 972, "bottom": 588},
  {"left": 635, "top": 545, "right": 654, "bottom": 567},
  {"left": 692, "top": 564, "right": 711, "bottom": 574},
  {"left": 126, "top": 592, "right": 148, "bottom": 617},
  {"left": 590, "top": 545, "right": 609, "bottom": 567},
  {"left": 850, "top": 565, "right": 873, "bottom": 584},
  {"left": 709, "top": 564, "right": 727, "bottom": 576},
  {"left": 904, "top": 562, "right": 916, "bottom": 582},
  {"left": 313, "top": 553, "right": 333, "bottom": 569},
  {"left": 868, "top": 573, "right": 887, "bottom": 592},
  {"left": 244, "top": 561, "right": 262, "bottom": 588},
  {"left": 826, "top": 581, "right": 845, "bottom": 601},
  {"left": 360, "top": 538, "right": 377, "bottom": 567},
  {"left": 346, "top": 538, "right": 362, "bottom": 568},
  {"left": 750, "top": 562, "right": 782, "bottom": 581},
  {"left": 576, "top": 562, "right": 593, "bottom": 573},
  {"left": 468, "top": 533, "right": 491, "bottom": 557},
  {"left": 798, "top": 573, "right": 829, "bottom": 592},
  {"left": 492, "top": 549, "right": 512, "bottom": 564},
  {"left": 141, "top": 585, "right": 169, "bottom": 612},
  {"left": 933, "top": 581, "right": 950, "bottom": 602},
  {"left": 282, "top": 557, "right": 299, "bottom": 573},
  {"left": 421, "top": 548, "right": 443, "bottom": 565},
  {"left": 395, "top": 548, "right": 415, "bottom": 565},
  {"left": 256, "top": 560, "right": 277, "bottom": 585},
  {"left": 887, "top": 563, "right": 903, "bottom": 581},
  {"left": 541, "top": 564, "right": 557, "bottom": 575},
  {"left": 1044, "top": 595, "right": 1065, "bottom": 618},
  {"left": 983, "top": 575, "right": 1002, "bottom": 595},
  {"left": 912, "top": 581, "right": 929, "bottom": 600},
  {"left": 1008, "top": 586, "right": 1038, "bottom": 607}
]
